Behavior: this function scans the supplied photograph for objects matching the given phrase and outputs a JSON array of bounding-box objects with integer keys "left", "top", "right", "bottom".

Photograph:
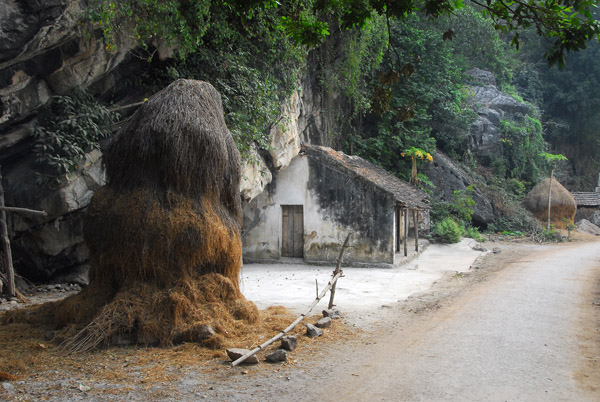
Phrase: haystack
[
  {"left": 53, "top": 79, "right": 257, "bottom": 352},
  {"left": 524, "top": 177, "right": 576, "bottom": 229}
]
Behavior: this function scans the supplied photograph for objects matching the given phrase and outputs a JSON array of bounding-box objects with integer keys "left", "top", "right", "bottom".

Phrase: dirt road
[
  {"left": 304, "top": 241, "right": 600, "bottom": 401},
  {"left": 211, "top": 241, "right": 600, "bottom": 401},
  {"left": 2, "top": 241, "right": 598, "bottom": 401}
]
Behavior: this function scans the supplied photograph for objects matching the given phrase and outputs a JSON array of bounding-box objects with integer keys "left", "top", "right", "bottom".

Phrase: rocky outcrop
[
  {"left": 0, "top": 0, "right": 137, "bottom": 160},
  {"left": 269, "top": 90, "right": 302, "bottom": 170},
  {"left": 4, "top": 150, "right": 104, "bottom": 281},
  {"left": 423, "top": 150, "right": 495, "bottom": 225},
  {"left": 466, "top": 68, "right": 531, "bottom": 159},
  {"left": 240, "top": 145, "right": 273, "bottom": 202}
]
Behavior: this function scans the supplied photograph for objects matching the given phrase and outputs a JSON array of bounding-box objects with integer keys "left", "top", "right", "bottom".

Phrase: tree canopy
[{"left": 89, "top": 0, "right": 599, "bottom": 66}]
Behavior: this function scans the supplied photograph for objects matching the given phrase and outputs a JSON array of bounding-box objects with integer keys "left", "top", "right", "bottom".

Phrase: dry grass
[{"left": 0, "top": 302, "right": 355, "bottom": 396}]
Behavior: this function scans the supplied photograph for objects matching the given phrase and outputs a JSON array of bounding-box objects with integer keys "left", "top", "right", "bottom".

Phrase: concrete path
[{"left": 240, "top": 239, "right": 485, "bottom": 326}]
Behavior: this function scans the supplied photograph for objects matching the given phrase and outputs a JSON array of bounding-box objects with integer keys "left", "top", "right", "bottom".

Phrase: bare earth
[{"left": 1, "top": 238, "right": 599, "bottom": 401}]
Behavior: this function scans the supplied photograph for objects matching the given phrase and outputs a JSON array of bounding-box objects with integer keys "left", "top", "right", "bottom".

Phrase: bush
[
  {"left": 463, "top": 225, "right": 484, "bottom": 241},
  {"left": 32, "top": 90, "right": 117, "bottom": 186},
  {"left": 435, "top": 218, "right": 463, "bottom": 243}
]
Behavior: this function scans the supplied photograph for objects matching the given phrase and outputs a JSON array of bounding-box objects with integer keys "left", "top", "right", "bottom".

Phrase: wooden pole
[
  {"left": 547, "top": 169, "right": 554, "bottom": 230},
  {"left": 0, "top": 167, "right": 15, "bottom": 298},
  {"left": 328, "top": 233, "right": 351, "bottom": 309},
  {"left": 0, "top": 206, "right": 47, "bottom": 217},
  {"left": 403, "top": 208, "right": 408, "bottom": 257},
  {"left": 413, "top": 209, "right": 419, "bottom": 252},
  {"left": 232, "top": 270, "right": 344, "bottom": 367}
]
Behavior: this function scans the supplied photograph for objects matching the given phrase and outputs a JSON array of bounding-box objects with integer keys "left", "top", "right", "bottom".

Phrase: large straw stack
[
  {"left": 524, "top": 177, "right": 576, "bottom": 229},
  {"left": 54, "top": 80, "right": 257, "bottom": 352}
]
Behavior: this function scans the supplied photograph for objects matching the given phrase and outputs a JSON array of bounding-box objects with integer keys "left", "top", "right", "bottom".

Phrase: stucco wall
[{"left": 242, "top": 153, "right": 397, "bottom": 265}]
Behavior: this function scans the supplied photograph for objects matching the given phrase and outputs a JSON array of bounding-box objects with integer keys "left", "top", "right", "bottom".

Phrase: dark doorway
[{"left": 282, "top": 205, "right": 304, "bottom": 257}]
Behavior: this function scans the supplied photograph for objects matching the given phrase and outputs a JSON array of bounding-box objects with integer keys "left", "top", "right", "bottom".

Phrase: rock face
[
  {"left": 5, "top": 150, "right": 105, "bottom": 281},
  {"left": 423, "top": 151, "right": 495, "bottom": 225},
  {"left": 466, "top": 68, "right": 531, "bottom": 160}
]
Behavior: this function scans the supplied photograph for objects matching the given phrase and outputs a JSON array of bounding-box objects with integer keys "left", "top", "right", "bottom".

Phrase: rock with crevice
[
  {"left": 465, "top": 68, "right": 531, "bottom": 159},
  {"left": 268, "top": 90, "right": 301, "bottom": 170},
  {"left": 422, "top": 150, "right": 495, "bottom": 225}
]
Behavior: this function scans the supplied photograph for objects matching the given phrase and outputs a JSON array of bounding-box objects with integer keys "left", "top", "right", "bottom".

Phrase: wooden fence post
[{"left": 0, "top": 167, "right": 15, "bottom": 298}]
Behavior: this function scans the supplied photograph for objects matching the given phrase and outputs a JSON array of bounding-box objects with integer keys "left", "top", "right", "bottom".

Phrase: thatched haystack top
[
  {"left": 302, "top": 145, "right": 429, "bottom": 210},
  {"left": 104, "top": 79, "right": 240, "bottom": 201},
  {"left": 524, "top": 177, "right": 576, "bottom": 228},
  {"left": 524, "top": 177, "right": 576, "bottom": 210},
  {"left": 572, "top": 192, "right": 600, "bottom": 207}
]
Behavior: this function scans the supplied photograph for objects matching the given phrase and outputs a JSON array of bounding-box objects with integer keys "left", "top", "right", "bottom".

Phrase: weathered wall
[{"left": 242, "top": 153, "right": 396, "bottom": 265}]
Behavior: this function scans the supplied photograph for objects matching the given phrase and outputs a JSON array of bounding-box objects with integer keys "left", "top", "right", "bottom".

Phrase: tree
[
  {"left": 88, "top": 0, "right": 600, "bottom": 66},
  {"left": 401, "top": 146, "right": 434, "bottom": 186}
]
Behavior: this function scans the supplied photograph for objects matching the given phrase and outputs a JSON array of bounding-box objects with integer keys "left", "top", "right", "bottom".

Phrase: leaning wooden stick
[
  {"left": 0, "top": 206, "right": 48, "bottom": 217},
  {"left": 328, "top": 233, "right": 351, "bottom": 309},
  {"left": 231, "top": 236, "right": 351, "bottom": 367},
  {"left": 231, "top": 271, "right": 343, "bottom": 367}
]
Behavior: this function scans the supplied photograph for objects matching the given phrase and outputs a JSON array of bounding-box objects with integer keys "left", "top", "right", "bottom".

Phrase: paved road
[{"left": 311, "top": 242, "right": 600, "bottom": 402}]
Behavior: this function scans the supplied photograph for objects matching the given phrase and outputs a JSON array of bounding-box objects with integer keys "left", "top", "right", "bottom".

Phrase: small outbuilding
[
  {"left": 242, "top": 145, "right": 430, "bottom": 267},
  {"left": 572, "top": 173, "right": 600, "bottom": 225}
]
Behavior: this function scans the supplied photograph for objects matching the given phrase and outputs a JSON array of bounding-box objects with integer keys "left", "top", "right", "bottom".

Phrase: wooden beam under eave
[
  {"left": 413, "top": 209, "right": 419, "bottom": 252},
  {"left": 403, "top": 208, "right": 408, "bottom": 257}
]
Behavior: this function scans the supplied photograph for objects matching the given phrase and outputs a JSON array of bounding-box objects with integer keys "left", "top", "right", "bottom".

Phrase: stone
[
  {"left": 280, "top": 335, "right": 298, "bottom": 351},
  {"left": 315, "top": 317, "right": 332, "bottom": 328},
  {"left": 492, "top": 247, "right": 501, "bottom": 254},
  {"left": 322, "top": 309, "right": 342, "bottom": 319},
  {"left": 2, "top": 382, "right": 14, "bottom": 391},
  {"left": 470, "top": 243, "right": 488, "bottom": 252},
  {"left": 265, "top": 349, "right": 287, "bottom": 363},
  {"left": 268, "top": 90, "right": 301, "bottom": 170},
  {"left": 240, "top": 144, "right": 272, "bottom": 202},
  {"left": 466, "top": 68, "right": 497, "bottom": 86},
  {"left": 305, "top": 323, "right": 323, "bottom": 338},
  {"left": 577, "top": 219, "right": 600, "bottom": 235},
  {"left": 464, "top": 69, "right": 532, "bottom": 161},
  {"left": 422, "top": 151, "right": 495, "bottom": 225},
  {"left": 226, "top": 348, "right": 259, "bottom": 364}
]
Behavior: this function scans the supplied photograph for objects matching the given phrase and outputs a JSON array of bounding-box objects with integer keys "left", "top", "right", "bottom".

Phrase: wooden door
[{"left": 282, "top": 205, "right": 304, "bottom": 258}]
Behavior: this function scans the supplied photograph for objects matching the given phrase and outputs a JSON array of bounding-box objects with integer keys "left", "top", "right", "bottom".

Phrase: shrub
[
  {"left": 435, "top": 218, "right": 463, "bottom": 243},
  {"left": 32, "top": 90, "right": 117, "bottom": 185},
  {"left": 463, "top": 225, "right": 484, "bottom": 241}
]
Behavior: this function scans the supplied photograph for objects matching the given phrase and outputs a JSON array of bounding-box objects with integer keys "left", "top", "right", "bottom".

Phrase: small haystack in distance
[
  {"left": 524, "top": 177, "right": 576, "bottom": 229},
  {"left": 53, "top": 79, "right": 257, "bottom": 352}
]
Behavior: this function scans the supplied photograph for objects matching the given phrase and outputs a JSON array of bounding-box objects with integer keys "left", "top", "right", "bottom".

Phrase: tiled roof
[
  {"left": 302, "top": 145, "right": 430, "bottom": 210},
  {"left": 572, "top": 192, "right": 600, "bottom": 207}
]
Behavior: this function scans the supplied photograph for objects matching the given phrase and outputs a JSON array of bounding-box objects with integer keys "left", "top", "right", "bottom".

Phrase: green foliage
[
  {"left": 450, "top": 185, "right": 477, "bottom": 223},
  {"left": 434, "top": 217, "right": 463, "bottom": 243},
  {"left": 498, "top": 114, "right": 545, "bottom": 183},
  {"left": 86, "top": 0, "right": 600, "bottom": 65},
  {"left": 463, "top": 225, "right": 484, "bottom": 242},
  {"left": 131, "top": 4, "right": 304, "bottom": 159},
  {"left": 31, "top": 91, "right": 117, "bottom": 185}
]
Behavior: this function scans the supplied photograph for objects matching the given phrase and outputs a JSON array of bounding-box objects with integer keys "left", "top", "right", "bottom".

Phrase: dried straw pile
[
  {"left": 53, "top": 79, "right": 257, "bottom": 352},
  {"left": 524, "top": 177, "right": 576, "bottom": 229}
]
